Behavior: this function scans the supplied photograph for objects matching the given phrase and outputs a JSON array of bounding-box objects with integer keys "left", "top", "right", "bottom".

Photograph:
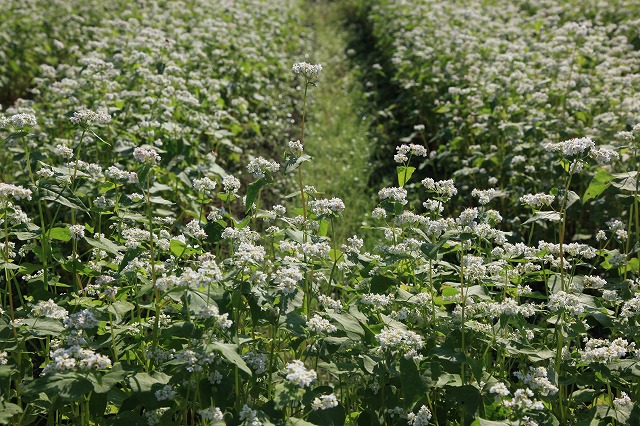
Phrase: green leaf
[
  {"left": 400, "top": 357, "right": 425, "bottom": 408},
  {"left": 85, "top": 236, "right": 124, "bottom": 255},
  {"left": 370, "top": 275, "right": 396, "bottom": 293},
  {"left": 611, "top": 171, "right": 638, "bottom": 192},
  {"left": 325, "top": 312, "right": 364, "bottom": 338},
  {"left": 88, "top": 363, "right": 129, "bottom": 393},
  {"left": 245, "top": 177, "right": 273, "bottom": 214},
  {"left": 397, "top": 166, "right": 416, "bottom": 187},
  {"left": 522, "top": 211, "right": 561, "bottom": 225},
  {"left": 420, "top": 238, "right": 448, "bottom": 260},
  {"left": 284, "top": 154, "right": 312, "bottom": 174},
  {"left": 39, "top": 186, "right": 89, "bottom": 213},
  {"left": 441, "top": 286, "right": 460, "bottom": 298},
  {"left": 148, "top": 196, "right": 174, "bottom": 206},
  {"left": 208, "top": 342, "right": 252, "bottom": 376},
  {"left": 0, "top": 400, "right": 22, "bottom": 424},
  {"left": 126, "top": 371, "right": 170, "bottom": 393},
  {"left": 566, "top": 190, "right": 580, "bottom": 209},
  {"left": 583, "top": 169, "right": 614, "bottom": 203},
  {"left": 107, "top": 301, "right": 135, "bottom": 322},
  {"left": 23, "top": 373, "right": 93, "bottom": 402},
  {"left": 49, "top": 227, "right": 72, "bottom": 241}
]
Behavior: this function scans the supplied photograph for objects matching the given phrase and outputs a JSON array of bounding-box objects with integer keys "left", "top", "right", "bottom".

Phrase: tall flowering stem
[{"left": 292, "top": 62, "right": 321, "bottom": 221}]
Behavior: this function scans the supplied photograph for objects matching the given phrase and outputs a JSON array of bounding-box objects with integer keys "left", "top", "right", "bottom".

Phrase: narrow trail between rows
[{"left": 298, "top": 1, "right": 377, "bottom": 246}]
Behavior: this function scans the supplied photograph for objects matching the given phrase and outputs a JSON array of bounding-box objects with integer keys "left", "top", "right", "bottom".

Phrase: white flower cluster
[
  {"left": 467, "top": 299, "right": 536, "bottom": 318},
  {"left": 544, "top": 137, "right": 595, "bottom": 157},
  {"left": 175, "top": 348, "right": 218, "bottom": 373},
  {"left": 406, "top": 405, "right": 432, "bottom": 426},
  {"left": 288, "top": 139, "right": 303, "bottom": 155},
  {"left": 376, "top": 326, "right": 424, "bottom": 361},
  {"left": 0, "top": 183, "right": 32, "bottom": 201},
  {"left": 318, "top": 295, "right": 343, "bottom": 312},
  {"left": 198, "top": 407, "right": 224, "bottom": 422},
  {"left": 361, "top": 293, "right": 391, "bottom": 307},
  {"left": 471, "top": 188, "right": 500, "bottom": 205},
  {"left": 502, "top": 388, "right": 544, "bottom": 411},
  {"left": 621, "top": 295, "right": 640, "bottom": 317},
  {"left": 193, "top": 176, "right": 217, "bottom": 193},
  {"left": 31, "top": 299, "right": 68, "bottom": 320},
  {"left": 589, "top": 146, "right": 619, "bottom": 165},
  {"left": 490, "top": 382, "right": 511, "bottom": 397},
  {"left": 194, "top": 304, "right": 232, "bottom": 329},
  {"left": 520, "top": 193, "right": 555, "bottom": 209},
  {"left": 69, "top": 224, "right": 85, "bottom": 241},
  {"left": 311, "top": 394, "right": 339, "bottom": 410},
  {"left": 144, "top": 408, "right": 170, "bottom": 426},
  {"left": 580, "top": 337, "right": 634, "bottom": 363},
  {"left": 239, "top": 404, "right": 262, "bottom": 426},
  {"left": 133, "top": 146, "right": 161, "bottom": 164},
  {"left": 378, "top": 187, "right": 408, "bottom": 205},
  {"left": 105, "top": 166, "right": 137, "bottom": 182},
  {"left": 243, "top": 351, "right": 267, "bottom": 375},
  {"left": 284, "top": 360, "right": 317, "bottom": 388},
  {"left": 186, "top": 219, "right": 207, "bottom": 239},
  {"left": 614, "top": 392, "right": 632, "bottom": 409},
  {"left": 42, "top": 346, "right": 112, "bottom": 374},
  {"left": 421, "top": 178, "right": 458, "bottom": 200},
  {"left": 274, "top": 265, "right": 303, "bottom": 294},
  {"left": 306, "top": 314, "right": 337, "bottom": 334},
  {"left": 5, "top": 113, "right": 37, "bottom": 128},
  {"left": 308, "top": 197, "right": 345, "bottom": 217},
  {"left": 222, "top": 175, "right": 241, "bottom": 194},
  {"left": 394, "top": 143, "right": 428, "bottom": 163},
  {"left": 547, "top": 291, "right": 584, "bottom": 315},
  {"left": 55, "top": 144, "right": 74, "bottom": 159},
  {"left": 155, "top": 384, "right": 177, "bottom": 401},
  {"left": 514, "top": 367, "right": 559, "bottom": 396},
  {"left": 0, "top": 351, "right": 8, "bottom": 365},
  {"left": 538, "top": 241, "right": 597, "bottom": 259},
  {"left": 69, "top": 109, "right": 111, "bottom": 126},
  {"left": 292, "top": 62, "right": 322, "bottom": 79},
  {"left": 247, "top": 157, "right": 280, "bottom": 178},
  {"left": 63, "top": 308, "right": 100, "bottom": 330}
]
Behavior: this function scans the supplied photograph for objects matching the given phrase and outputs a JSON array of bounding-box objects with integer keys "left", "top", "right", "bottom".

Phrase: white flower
[
  {"left": 222, "top": 175, "right": 241, "bottom": 194},
  {"left": 247, "top": 157, "right": 280, "bottom": 178},
  {"left": 69, "top": 224, "right": 85, "bottom": 241},
  {"left": 490, "top": 382, "right": 511, "bottom": 396},
  {"left": 407, "top": 405, "right": 432, "bottom": 426},
  {"left": 239, "top": 405, "right": 261, "bottom": 426},
  {"left": 312, "top": 394, "right": 339, "bottom": 410},
  {"left": 70, "top": 109, "right": 111, "bottom": 126},
  {"left": 544, "top": 137, "right": 595, "bottom": 157},
  {"left": 9, "top": 113, "right": 37, "bottom": 128},
  {"left": 0, "top": 183, "right": 32, "bottom": 201},
  {"left": 307, "top": 315, "right": 337, "bottom": 334},
  {"left": 133, "top": 147, "right": 161, "bottom": 164},
  {"left": 308, "top": 197, "right": 345, "bottom": 216},
  {"left": 198, "top": 407, "right": 224, "bottom": 422},
  {"left": 378, "top": 187, "right": 408, "bottom": 204},
  {"left": 31, "top": 299, "right": 68, "bottom": 320},
  {"left": 547, "top": 291, "right": 583, "bottom": 315},
  {"left": 284, "top": 360, "right": 317, "bottom": 388},
  {"left": 292, "top": 62, "right": 322, "bottom": 79},
  {"left": 155, "top": 384, "right": 177, "bottom": 401},
  {"left": 614, "top": 392, "right": 632, "bottom": 409},
  {"left": 520, "top": 193, "right": 555, "bottom": 208}
]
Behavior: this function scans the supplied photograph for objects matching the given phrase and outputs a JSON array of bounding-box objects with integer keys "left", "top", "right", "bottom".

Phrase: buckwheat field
[{"left": 1, "top": 0, "right": 640, "bottom": 425}]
